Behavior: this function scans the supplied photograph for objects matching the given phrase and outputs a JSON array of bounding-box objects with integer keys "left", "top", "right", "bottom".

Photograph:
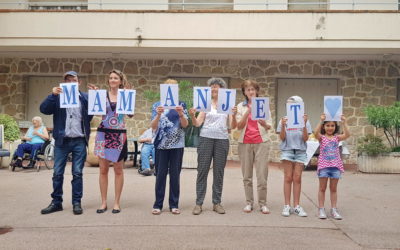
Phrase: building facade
[{"left": 0, "top": 2, "right": 399, "bottom": 163}]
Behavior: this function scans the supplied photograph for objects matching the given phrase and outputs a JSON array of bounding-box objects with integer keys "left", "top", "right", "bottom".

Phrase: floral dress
[{"left": 94, "top": 94, "right": 128, "bottom": 163}]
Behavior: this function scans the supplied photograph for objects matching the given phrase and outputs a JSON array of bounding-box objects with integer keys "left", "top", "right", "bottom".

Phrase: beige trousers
[{"left": 238, "top": 142, "right": 270, "bottom": 207}]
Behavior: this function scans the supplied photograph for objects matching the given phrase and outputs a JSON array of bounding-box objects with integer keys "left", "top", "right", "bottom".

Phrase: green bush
[
  {"left": 357, "top": 134, "right": 390, "bottom": 156},
  {"left": 364, "top": 102, "right": 400, "bottom": 151},
  {"left": 0, "top": 114, "right": 20, "bottom": 142}
]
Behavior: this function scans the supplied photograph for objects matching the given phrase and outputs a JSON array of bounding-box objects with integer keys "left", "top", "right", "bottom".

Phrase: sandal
[
  {"left": 152, "top": 208, "right": 161, "bottom": 215},
  {"left": 171, "top": 208, "right": 181, "bottom": 215}
]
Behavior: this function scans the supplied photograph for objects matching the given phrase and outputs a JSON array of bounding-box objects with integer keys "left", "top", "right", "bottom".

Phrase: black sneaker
[
  {"left": 73, "top": 203, "right": 83, "bottom": 215},
  {"left": 41, "top": 203, "right": 63, "bottom": 214},
  {"left": 140, "top": 168, "right": 153, "bottom": 176},
  {"left": 26, "top": 160, "right": 36, "bottom": 169}
]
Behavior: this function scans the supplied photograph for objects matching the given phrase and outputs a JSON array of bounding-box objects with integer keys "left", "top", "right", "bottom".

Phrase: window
[
  {"left": 169, "top": 0, "right": 233, "bottom": 10},
  {"left": 29, "top": 0, "right": 87, "bottom": 10},
  {"left": 288, "top": 0, "right": 327, "bottom": 10}
]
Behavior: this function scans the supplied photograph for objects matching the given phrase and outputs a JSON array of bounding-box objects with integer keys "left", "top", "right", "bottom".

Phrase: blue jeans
[
  {"left": 141, "top": 144, "right": 155, "bottom": 170},
  {"left": 153, "top": 148, "right": 183, "bottom": 210},
  {"left": 51, "top": 137, "right": 87, "bottom": 206},
  {"left": 15, "top": 143, "right": 43, "bottom": 160}
]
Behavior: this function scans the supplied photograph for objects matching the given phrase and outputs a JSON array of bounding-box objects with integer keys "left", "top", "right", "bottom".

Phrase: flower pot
[
  {"left": 86, "top": 128, "right": 99, "bottom": 167},
  {"left": 357, "top": 152, "right": 400, "bottom": 173}
]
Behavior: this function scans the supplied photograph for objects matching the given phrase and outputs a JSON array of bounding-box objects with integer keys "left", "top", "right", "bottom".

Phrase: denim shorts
[
  {"left": 318, "top": 167, "right": 342, "bottom": 179},
  {"left": 280, "top": 149, "right": 307, "bottom": 165}
]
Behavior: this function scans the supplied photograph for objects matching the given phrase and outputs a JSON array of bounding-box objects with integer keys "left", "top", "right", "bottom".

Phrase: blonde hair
[
  {"left": 108, "top": 69, "right": 130, "bottom": 89},
  {"left": 164, "top": 78, "right": 178, "bottom": 84},
  {"left": 32, "top": 116, "right": 43, "bottom": 126}
]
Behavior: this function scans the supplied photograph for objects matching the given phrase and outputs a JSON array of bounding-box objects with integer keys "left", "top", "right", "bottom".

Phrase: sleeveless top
[
  {"left": 317, "top": 135, "right": 344, "bottom": 173},
  {"left": 200, "top": 106, "right": 229, "bottom": 140}
]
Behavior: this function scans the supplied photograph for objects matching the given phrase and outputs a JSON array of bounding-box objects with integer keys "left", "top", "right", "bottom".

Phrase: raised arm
[
  {"left": 314, "top": 113, "right": 326, "bottom": 141},
  {"left": 279, "top": 117, "right": 287, "bottom": 141},
  {"left": 151, "top": 106, "right": 164, "bottom": 131},
  {"left": 302, "top": 114, "right": 309, "bottom": 142},
  {"left": 237, "top": 107, "right": 250, "bottom": 130},
  {"left": 338, "top": 115, "right": 350, "bottom": 141},
  {"left": 189, "top": 108, "right": 205, "bottom": 127},
  {"left": 230, "top": 106, "right": 238, "bottom": 129},
  {"left": 176, "top": 106, "right": 189, "bottom": 129}
]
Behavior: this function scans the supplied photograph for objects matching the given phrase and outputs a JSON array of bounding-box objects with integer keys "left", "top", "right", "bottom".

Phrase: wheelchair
[{"left": 9, "top": 139, "right": 55, "bottom": 172}]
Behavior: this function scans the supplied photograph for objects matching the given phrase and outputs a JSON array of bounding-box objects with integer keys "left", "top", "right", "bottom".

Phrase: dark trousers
[
  {"left": 153, "top": 148, "right": 184, "bottom": 210},
  {"left": 15, "top": 143, "right": 43, "bottom": 160},
  {"left": 51, "top": 137, "right": 86, "bottom": 206}
]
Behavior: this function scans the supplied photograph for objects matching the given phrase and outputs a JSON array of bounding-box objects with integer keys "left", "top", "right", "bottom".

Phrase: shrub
[
  {"left": 357, "top": 134, "right": 390, "bottom": 156},
  {"left": 364, "top": 102, "right": 400, "bottom": 151},
  {"left": 0, "top": 114, "right": 20, "bottom": 142}
]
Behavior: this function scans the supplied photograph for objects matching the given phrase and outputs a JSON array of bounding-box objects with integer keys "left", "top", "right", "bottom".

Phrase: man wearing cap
[{"left": 40, "top": 71, "right": 93, "bottom": 215}]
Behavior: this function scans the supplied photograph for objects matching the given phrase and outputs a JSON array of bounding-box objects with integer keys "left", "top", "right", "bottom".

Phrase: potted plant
[
  {"left": 357, "top": 102, "right": 400, "bottom": 173},
  {"left": 0, "top": 114, "right": 21, "bottom": 167},
  {"left": 144, "top": 80, "right": 201, "bottom": 168}
]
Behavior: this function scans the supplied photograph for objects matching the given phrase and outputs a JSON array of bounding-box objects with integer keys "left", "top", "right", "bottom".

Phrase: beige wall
[{"left": 0, "top": 12, "right": 399, "bottom": 61}]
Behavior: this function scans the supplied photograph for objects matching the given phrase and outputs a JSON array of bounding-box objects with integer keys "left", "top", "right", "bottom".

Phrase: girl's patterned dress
[
  {"left": 94, "top": 94, "right": 128, "bottom": 163},
  {"left": 317, "top": 135, "right": 344, "bottom": 173}
]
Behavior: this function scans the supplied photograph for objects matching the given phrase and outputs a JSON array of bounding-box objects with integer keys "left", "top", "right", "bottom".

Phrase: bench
[{"left": 0, "top": 125, "right": 11, "bottom": 158}]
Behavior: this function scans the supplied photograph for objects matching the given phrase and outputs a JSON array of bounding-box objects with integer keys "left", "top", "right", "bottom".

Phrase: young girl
[
  {"left": 277, "top": 96, "right": 312, "bottom": 217},
  {"left": 314, "top": 113, "right": 350, "bottom": 220}
]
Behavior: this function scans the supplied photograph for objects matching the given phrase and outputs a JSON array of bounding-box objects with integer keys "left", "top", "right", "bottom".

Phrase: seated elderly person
[
  {"left": 138, "top": 127, "right": 155, "bottom": 176},
  {"left": 13, "top": 116, "right": 49, "bottom": 168}
]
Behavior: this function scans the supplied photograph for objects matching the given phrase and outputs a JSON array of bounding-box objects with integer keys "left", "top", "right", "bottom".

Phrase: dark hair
[
  {"left": 108, "top": 69, "right": 129, "bottom": 89},
  {"left": 241, "top": 80, "right": 260, "bottom": 101},
  {"left": 320, "top": 121, "right": 340, "bottom": 135}
]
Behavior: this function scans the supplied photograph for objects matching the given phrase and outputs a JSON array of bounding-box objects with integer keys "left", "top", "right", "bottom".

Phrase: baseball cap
[
  {"left": 287, "top": 95, "right": 303, "bottom": 103},
  {"left": 63, "top": 71, "right": 78, "bottom": 80}
]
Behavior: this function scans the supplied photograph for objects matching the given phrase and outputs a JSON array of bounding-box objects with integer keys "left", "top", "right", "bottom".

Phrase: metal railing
[{"left": 0, "top": 1, "right": 398, "bottom": 11}]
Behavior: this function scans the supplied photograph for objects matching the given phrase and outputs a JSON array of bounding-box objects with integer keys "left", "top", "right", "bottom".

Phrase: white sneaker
[
  {"left": 294, "top": 205, "right": 308, "bottom": 217},
  {"left": 318, "top": 208, "right": 327, "bottom": 219},
  {"left": 260, "top": 205, "right": 270, "bottom": 214},
  {"left": 281, "top": 205, "right": 291, "bottom": 217},
  {"left": 331, "top": 208, "right": 343, "bottom": 220},
  {"left": 243, "top": 204, "right": 253, "bottom": 213}
]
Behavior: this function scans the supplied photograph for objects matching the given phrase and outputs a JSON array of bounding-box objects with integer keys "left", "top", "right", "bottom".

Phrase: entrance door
[{"left": 276, "top": 78, "right": 339, "bottom": 128}]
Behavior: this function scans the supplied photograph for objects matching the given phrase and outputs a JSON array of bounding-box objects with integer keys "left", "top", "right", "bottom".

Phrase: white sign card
[
  {"left": 193, "top": 87, "right": 211, "bottom": 112},
  {"left": 59, "top": 82, "right": 80, "bottom": 108},
  {"left": 286, "top": 102, "right": 305, "bottom": 128},
  {"left": 217, "top": 88, "right": 236, "bottom": 114},
  {"left": 324, "top": 96, "right": 343, "bottom": 121},
  {"left": 160, "top": 84, "right": 179, "bottom": 109},
  {"left": 251, "top": 97, "right": 270, "bottom": 120},
  {"left": 88, "top": 90, "right": 107, "bottom": 115},
  {"left": 116, "top": 89, "right": 136, "bottom": 115}
]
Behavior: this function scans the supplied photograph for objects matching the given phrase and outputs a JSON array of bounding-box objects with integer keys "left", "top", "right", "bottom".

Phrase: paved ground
[{"left": 0, "top": 161, "right": 399, "bottom": 250}]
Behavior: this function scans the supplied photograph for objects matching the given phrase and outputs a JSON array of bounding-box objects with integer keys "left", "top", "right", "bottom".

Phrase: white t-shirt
[{"left": 200, "top": 106, "right": 229, "bottom": 140}]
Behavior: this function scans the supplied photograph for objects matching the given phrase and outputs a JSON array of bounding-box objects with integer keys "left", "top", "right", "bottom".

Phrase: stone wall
[{"left": 0, "top": 57, "right": 399, "bottom": 163}]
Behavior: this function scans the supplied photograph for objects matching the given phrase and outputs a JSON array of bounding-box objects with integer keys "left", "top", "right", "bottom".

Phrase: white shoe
[
  {"left": 318, "top": 208, "right": 327, "bottom": 219},
  {"left": 260, "top": 205, "right": 270, "bottom": 214},
  {"left": 294, "top": 205, "right": 308, "bottom": 217},
  {"left": 243, "top": 204, "right": 253, "bottom": 213},
  {"left": 281, "top": 205, "right": 291, "bottom": 217},
  {"left": 331, "top": 208, "right": 343, "bottom": 220}
]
